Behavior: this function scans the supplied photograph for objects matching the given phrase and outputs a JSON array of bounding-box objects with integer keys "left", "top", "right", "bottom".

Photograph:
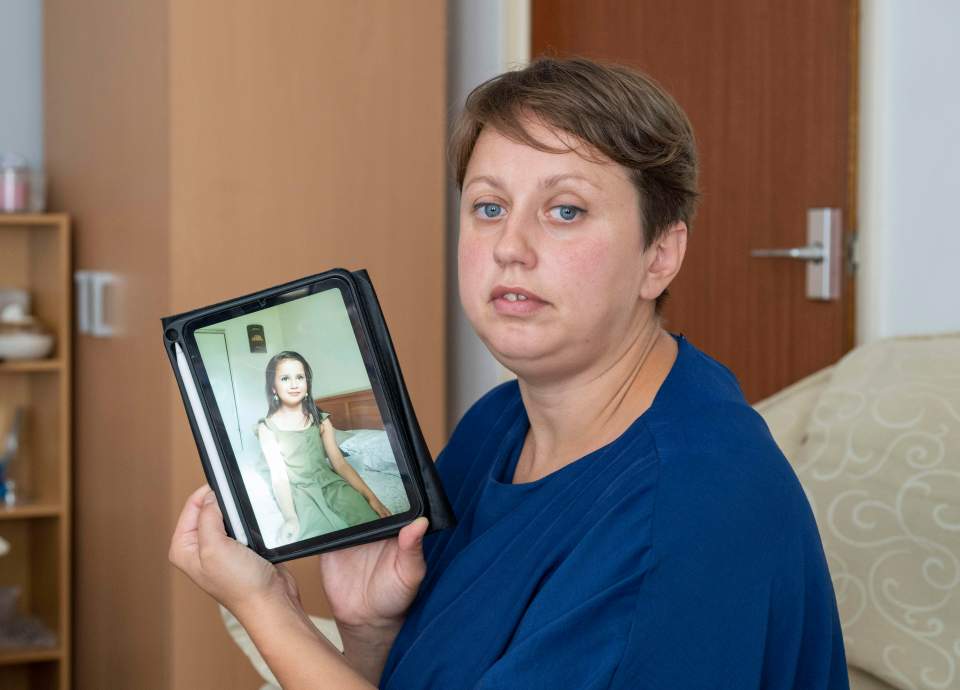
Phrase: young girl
[{"left": 255, "top": 350, "right": 390, "bottom": 543}]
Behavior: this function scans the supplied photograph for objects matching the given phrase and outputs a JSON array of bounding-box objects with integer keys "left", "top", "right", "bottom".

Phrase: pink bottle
[{"left": 1, "top": 154, "right": 30, "bottom": 213}]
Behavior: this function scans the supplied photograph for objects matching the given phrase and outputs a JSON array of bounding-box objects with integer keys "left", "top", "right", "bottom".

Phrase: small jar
[
  {"left": 1, "top": 155, "right": 30, "bottom": 213},
  {"left": 29, "top": 169, "right": 46, "bottom": 213}
]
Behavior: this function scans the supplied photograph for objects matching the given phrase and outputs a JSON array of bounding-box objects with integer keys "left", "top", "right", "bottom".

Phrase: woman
[
  {"left": 256, "top": 351, "right": 390, "bottom": 544},
  {"left": 170, "top": 58, "right": 848, "bottom": 689}
]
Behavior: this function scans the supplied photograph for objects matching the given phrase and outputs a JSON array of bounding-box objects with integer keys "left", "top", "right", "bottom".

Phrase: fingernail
[{"left": 203, "top": 492, "right": 216, "bottom": 505}]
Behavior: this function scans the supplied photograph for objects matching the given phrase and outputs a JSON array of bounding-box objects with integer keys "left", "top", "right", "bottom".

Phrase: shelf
[
  {"left": 0, "top": 647, "right": 61, "bottom": 666},
  {"left": 0, "top": 215, "right": 69, "bottom": 227},
  {"left": 0, "top": 214, "right": 70, "bottom": 689},
  {"left": 0, "top": 504, "right": 62, "bottom": 520},
  {"left": 0, "top": 360, "right": 62, "bottom": 374}
]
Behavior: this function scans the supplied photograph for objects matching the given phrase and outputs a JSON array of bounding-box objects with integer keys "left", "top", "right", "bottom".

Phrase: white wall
[
  {"left": 0, "top": 0, "right": 43, "bottom": 169},
  {"left": 446, "top": 0, "right": 529, "bottom": 427},
  {"left": 857, "top": 0, "right": 960, "bottom": 343}
]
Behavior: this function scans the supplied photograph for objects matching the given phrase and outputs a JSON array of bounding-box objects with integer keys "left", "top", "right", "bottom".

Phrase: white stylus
[{"left": 175, "top": 342, "right": 248, "bottom": 545}]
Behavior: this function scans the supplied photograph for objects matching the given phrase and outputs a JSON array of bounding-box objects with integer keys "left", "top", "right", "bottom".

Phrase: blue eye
[
  {"left": 549, "top": 205, "right": 584, "bottom": 222},
  {"left": 473, "top": 202, "right": 505, "bottom": 219}
]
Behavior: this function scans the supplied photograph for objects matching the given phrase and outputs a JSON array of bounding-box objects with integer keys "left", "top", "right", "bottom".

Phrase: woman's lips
[
  {"left": 490, "top": 285, "right": 543, "bottom": 301},
  {"left": 490, "top": 285, "right": 547, "bottom": 316}
]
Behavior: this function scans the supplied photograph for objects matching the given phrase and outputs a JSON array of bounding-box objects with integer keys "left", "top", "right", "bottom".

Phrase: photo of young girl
[{"left": 256, "top": 350, "right": 391, "bottom": 543}]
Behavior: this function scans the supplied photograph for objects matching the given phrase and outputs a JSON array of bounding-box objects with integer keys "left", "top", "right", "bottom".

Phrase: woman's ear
[{"left": 639, "top": 221, "right": 687, "bottom": 301}]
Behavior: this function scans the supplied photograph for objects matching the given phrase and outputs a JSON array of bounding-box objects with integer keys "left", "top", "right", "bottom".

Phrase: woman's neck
[{"left": 512, "top": 321, "right": 677, "bottom": 484}]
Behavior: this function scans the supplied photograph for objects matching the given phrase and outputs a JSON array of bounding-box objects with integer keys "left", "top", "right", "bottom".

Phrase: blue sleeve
[{"left": 607, "top": 406, "right": 848, "bottom": 689}]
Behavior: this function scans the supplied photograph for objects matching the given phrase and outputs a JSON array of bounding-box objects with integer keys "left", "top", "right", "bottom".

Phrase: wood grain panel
[
  {"left": 45, "top": 1, "right": 181, "bottom": 688},
  {"left": 166, "top": 3, "right": 445, "bottom": 685},
  {"left": 47, "top": 1, "right": 446, "bottom": 685},
  {"left": 533, "top": 0, "right": 855, "bottom": 401}
]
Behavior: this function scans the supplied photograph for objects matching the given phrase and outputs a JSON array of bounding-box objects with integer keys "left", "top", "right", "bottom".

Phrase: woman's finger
[
  {"left": 394, "top": 517, "right": 428, "bottom": 590},
  {"left": 196, "top": 489, "right": 229, "bottom": 551},
  {"left": 397, "top": 516, "right": 428, "bottom": 548},
  {"left": 169, "top": 485, "right": 213, "bottom": 567},
  {"left": 172, "top": 485, "right": 212, "bottom": 539}
]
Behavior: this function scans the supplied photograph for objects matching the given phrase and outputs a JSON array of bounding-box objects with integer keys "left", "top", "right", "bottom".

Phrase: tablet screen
[{"left": 187, "top": 282, "right": 416, "bottom": 551}]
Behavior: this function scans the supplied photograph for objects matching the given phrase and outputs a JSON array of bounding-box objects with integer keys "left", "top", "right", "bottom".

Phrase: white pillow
[
  {"left": 338, "top": 429, "right": 398, "bottom": 473},
  {"left": 334, "top": 428, "right": 356, "bottom": 447}
]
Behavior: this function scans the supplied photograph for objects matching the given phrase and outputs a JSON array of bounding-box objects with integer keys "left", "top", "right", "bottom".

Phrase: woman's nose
[{"left": 492, "top": 214, "right": 537, "bottom": 269}]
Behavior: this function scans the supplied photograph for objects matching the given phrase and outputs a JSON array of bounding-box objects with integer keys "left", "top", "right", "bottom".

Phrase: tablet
[{"left": 162, "top": 269, "right": 455, "bottom": 563}]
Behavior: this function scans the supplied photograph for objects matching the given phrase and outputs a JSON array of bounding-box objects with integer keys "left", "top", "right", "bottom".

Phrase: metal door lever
[
  {"left": 750, "top": 244, "right": 825, "bottom": 261},
  {"left": 749, "top": 208, "right": 842, "bottom": 301}
]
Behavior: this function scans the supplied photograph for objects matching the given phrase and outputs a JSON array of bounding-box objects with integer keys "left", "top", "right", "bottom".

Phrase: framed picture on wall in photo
[
  {"left": 246, "top": 324, "right": 267, "bottom": 353},
  {"left": 161, "top": 269, "right": 455, "bottom": 563}
]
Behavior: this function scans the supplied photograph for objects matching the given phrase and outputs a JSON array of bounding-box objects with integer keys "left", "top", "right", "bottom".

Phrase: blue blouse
[{"left": 381, "top": 335, "right": 848, "bottom": 689}]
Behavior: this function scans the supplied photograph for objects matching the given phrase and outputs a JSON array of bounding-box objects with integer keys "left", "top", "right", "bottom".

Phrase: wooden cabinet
[
  {"left": 45, "top": 0, "right": 445, "bottom": 685},
  {"left": 0, "top": 214, "right": 71, "bottom": 690}
]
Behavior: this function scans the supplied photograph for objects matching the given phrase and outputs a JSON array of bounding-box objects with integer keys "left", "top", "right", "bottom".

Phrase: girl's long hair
[{"left": 264, "top": 351, "right": 326, "bottom": 427}]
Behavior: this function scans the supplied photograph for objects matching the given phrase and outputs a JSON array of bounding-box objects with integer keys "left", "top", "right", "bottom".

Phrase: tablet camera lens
[{"left": 164, "top": 328, "right": 178, "bottom": 342}]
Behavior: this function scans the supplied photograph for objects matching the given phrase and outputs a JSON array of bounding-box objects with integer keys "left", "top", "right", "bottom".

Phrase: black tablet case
[{"left": 161, "top": 269, "right": 455, "bottom": 562}]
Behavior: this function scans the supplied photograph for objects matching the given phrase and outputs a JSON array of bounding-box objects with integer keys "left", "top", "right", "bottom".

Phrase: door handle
[
  {"left": 74, "top": 270, "right": 122, "bottom": 337},
  {"left": 750, "top": 208, "right": 842, "bottom": 301},
  {"left": 750, "top": 244, "right": 825, "bottom": 261}
]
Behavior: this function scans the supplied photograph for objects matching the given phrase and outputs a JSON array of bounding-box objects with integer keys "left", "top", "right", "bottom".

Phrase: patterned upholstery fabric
[{"left": 758, "top": 334, "right": 960, "bottom": 690}]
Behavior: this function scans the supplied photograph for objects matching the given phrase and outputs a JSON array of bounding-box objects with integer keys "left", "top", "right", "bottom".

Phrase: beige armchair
[{"left": 756, "top": 333, "right": 960, "bottom": 690}]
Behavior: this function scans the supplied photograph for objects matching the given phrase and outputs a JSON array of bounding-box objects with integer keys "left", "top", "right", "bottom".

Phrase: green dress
[{"left": 262, "top": 414, "right": 378, "bottom": 540}]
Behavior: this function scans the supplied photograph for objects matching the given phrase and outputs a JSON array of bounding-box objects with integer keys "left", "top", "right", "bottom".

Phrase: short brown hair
[{"left": 450, "top": 57, "right": 699, "bottom": 311}]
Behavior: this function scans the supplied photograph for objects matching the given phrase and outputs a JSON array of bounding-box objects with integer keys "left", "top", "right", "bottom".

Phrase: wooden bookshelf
[
  {"left": 0, "top": 505, "right": 63, "bottom": 521},
  {"left": 0, "top": 648, "right": 62, "bottom": 666},
  {"left": 0, "top": 360, "right": 63, "bottom": 374},
  {"left": 0, "top": 214, "right": 71, "bottom": 690}
]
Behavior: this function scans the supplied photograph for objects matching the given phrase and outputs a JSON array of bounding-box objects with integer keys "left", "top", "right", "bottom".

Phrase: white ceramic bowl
[{"left": 0, "top": 332, "right": 54, "bottom": 361}]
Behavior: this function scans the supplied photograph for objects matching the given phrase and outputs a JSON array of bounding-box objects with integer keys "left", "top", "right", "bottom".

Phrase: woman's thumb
[
  {"left": 395, "top": 517, "right": 429, "bottom": 583},
  {"left": 197, "top": 489, "right": 228, "bottom": 548}
]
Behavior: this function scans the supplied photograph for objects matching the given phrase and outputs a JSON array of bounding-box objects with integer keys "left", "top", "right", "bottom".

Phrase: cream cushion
[
  {"left": 221, "top": 605, "right": 343, "bottom": 690},
  {"left": 761, "top": 334, "right": 960, "bottom": 690}
]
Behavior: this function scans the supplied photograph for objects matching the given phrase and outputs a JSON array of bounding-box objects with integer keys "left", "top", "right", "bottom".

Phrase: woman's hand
[
  {"left": 169, "top": 485, "right": 294, "bottom": 616},
  {"left": 318, "top": 516, "right": 428, "bottom": 682},
  {"left": 367, "top": 496, "right": 391, "bottom": 519},
  {"left": 318, "top": 516, "right": 428, "bottom": 630}
]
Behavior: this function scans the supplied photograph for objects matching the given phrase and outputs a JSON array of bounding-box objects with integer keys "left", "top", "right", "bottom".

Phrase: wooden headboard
[{"left": 316, "top": 388, "right": 383, "bottom": 430}]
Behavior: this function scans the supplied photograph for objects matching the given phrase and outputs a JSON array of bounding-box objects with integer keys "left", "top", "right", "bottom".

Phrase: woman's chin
[{"left": 484, "top": 333, "right": 558, "bottom": 373}]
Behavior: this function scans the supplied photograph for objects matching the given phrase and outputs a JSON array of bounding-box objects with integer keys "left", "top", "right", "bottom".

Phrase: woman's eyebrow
[
  {"left": 463, "top": 174, "right": 503, "bottom": 191},
  {"left": 540, "top": 173, "right": 600, "bottom": 190},
  {"left": 464, "top": 173, "right": 600, "bottom": 191}
]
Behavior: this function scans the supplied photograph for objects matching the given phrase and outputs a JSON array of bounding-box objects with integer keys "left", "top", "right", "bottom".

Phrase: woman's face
[
  {"left": 273, "top": 359, "right": 308, "bottom": 406},
  {"left": 458, "top": 118, "right": 671, "bottom": 383}
]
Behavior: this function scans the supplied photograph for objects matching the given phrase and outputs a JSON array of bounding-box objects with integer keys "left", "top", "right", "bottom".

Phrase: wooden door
[{"left": 533, "top": 0, "right": 857, "bottom": 401}]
